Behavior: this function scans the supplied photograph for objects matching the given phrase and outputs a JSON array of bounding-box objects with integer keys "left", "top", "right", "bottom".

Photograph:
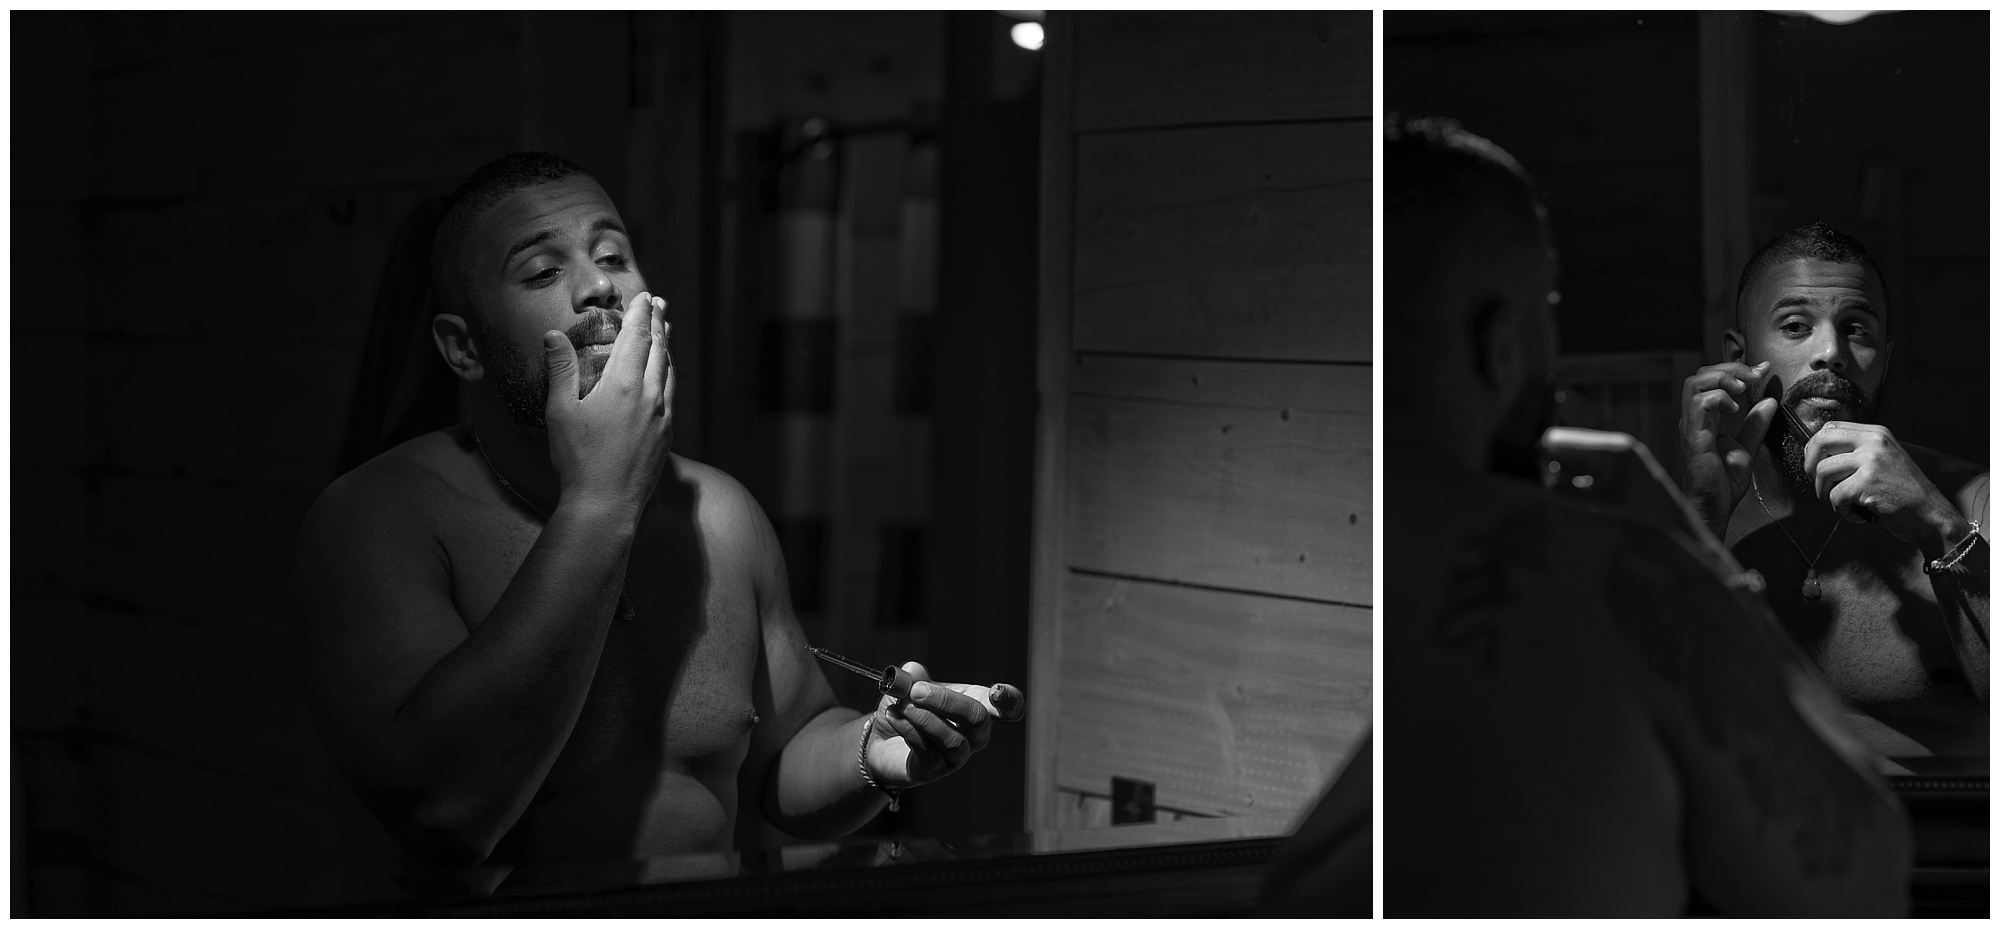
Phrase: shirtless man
[
  {"left": 1679, "top": 222, "right": 1989, "bottom": 760},
  {"left": 1384, "top": 117, "right": 1909, "bottom": 916},
  {"left": 294, "top": 152, "right": 1019, "bottom": 893}
]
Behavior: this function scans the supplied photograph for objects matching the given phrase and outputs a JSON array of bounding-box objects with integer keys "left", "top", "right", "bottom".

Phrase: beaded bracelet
[
  {"left": 1924, "top": 520, "right": 1982, "bottom": 576},
  {"left": 858, "top": 716, "right": 902, "bottom": 812}
]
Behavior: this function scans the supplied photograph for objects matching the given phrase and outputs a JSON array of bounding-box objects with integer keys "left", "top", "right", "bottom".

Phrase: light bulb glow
[{"left": 1011, "top": 21, "right": 1044, "bottom": 51}]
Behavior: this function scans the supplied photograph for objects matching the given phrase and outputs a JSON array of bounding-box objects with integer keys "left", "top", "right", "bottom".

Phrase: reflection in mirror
[
  {"left": 11, "top": 9, "right": 1370, "bottom": 917},
  {"left": 1386, "top": 9, "right": 1985, "bottom": 917}
]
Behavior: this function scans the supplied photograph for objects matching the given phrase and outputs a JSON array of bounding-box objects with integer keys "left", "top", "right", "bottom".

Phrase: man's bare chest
[
  {"left": 438, "top": 501, "right": 765, "bottom": 778},
  {"left": 1729, "top": 521, "right": 1959, "bottom": 695}
]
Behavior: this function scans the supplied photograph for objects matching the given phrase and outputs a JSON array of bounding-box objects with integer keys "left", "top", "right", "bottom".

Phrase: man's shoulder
[
  {"left": 306, "top": 427, "right": 478, "bottom": 534},
  {"left": 1903, "top": 441, "right": 1988, "bottom": 516},
  {"left": 654, "top": 454, "right": 774, "bottom": 548}
]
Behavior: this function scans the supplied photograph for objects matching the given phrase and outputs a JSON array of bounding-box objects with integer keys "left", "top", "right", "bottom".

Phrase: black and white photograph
[
  {"left": 10, "top": 11, "right": 1371, "bottom": 917},
  {"left": 1384, "top": 10, "right": 1986, "bottom": 917}
]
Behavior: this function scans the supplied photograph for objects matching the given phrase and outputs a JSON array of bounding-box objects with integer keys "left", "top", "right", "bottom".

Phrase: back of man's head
[
  {"left": 1385, "top": 115, "right": 1549, "bottom": 333},
  {"left": 1734, "top": 220, "right": 1883, "bottom": 324},
  {"left": 430, "top": 151, "right": 594, "bottom": 324}
]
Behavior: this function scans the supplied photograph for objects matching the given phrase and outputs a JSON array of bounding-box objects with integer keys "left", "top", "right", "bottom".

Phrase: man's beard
[
  {"left": 1489, "top": 376, "right": 1557, "bottom": 480},
  {"left": 1767, "top": 369, "right": 1871, "bottom": 494},
  {"left": 477, "top": 328, "right": 550, "bottom": 428},
  {"left": 475, "top": 312, "right": 622, "bottom": 429}
]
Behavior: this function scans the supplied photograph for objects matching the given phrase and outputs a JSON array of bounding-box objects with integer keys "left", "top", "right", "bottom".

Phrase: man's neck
[
  {"left": 469, "top": 407, "right": 562, "bottom": 517},
  {"left": 1746, "top": 449, "right": 1838, "bottom": 531}
]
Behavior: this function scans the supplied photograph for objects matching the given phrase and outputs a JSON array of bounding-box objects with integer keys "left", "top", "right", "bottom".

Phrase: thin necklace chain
[
  {"left": 1750, "top": 473, "right": 1842, "bottom": 571},
  {"left": 474, "top": 429, "right": 553, "bottom": 519},
  {"left": 472, "top": 426, "right": 635, "bottom": 622}
]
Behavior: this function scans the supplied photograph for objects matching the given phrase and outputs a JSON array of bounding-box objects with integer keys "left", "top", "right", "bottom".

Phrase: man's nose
[
  {"left": 1807, "top": 327, "right": 1848, "bottom": 373},
  {"left": 574, "top": 263, "right": 621, "bottom": 312}
]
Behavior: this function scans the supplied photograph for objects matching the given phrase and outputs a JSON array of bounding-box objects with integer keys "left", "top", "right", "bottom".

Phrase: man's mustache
[
  {"left": 563, "top": 309, "right": 623, "bottom": 351},
  {"left": 1782, "top": 369, "right": 1867, "bottom": 411}
]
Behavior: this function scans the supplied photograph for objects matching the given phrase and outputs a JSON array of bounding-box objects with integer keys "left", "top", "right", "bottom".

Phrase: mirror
[
  {"left": 11, "top": 11, "right": 1370, "bottom": 915},
  {"left": 1388, "top": 9, "right": 1988, "bottom": 775}
]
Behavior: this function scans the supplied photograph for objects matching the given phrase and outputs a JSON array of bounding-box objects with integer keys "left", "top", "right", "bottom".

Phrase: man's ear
[
  {"left": 432, "top": 314, "right": 484, "bottom": 383},
  {"left": 1471, "top": 297, "right": 1527, "bottom": 396},
  {"left": 1721, "top": 328, "right": 1747, "bottom": 364}
]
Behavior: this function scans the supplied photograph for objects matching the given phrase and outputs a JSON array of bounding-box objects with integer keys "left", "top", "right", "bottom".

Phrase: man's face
[
  {"left": 1736, "top": 258, "right": 1888, "bottom": 428},
  {"left": 463, "top": 176, "right": 648, "bottom": 427},
  {"left": 1734, "top": 258, "right": 1889, "bottom": 487}
]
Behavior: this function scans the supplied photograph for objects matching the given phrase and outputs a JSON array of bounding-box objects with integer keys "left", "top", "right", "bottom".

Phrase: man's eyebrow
[
  {"left": 500, "top": 218, "right": 629, "bottom": 268},
  {"left": 502, "top": 228, "right": 558, "bottom": 267},
  {"left": 1767, "top": 292, "right": 1879, "bottom": 321}
]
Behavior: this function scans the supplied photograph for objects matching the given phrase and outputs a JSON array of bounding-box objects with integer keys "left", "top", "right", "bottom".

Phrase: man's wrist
[
  {"left": 856, "top": 714, "right": 903, "bottom": 810},
  {"left": 553, "top": 489, "right": 647, "bottom": 530},
  {"left": 1919, "top": 505, "right": 1976, "bottom": 561}
]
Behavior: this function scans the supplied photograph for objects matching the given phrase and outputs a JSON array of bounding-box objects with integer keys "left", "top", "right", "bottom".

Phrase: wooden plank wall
[{"left": 1028, "top": 11, "right": 1373, "bottom": 836}]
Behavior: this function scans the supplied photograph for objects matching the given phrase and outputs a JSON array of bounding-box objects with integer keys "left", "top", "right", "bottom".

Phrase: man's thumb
[{"left": 543, "top": 332, "right": 578, "bottom": 403}]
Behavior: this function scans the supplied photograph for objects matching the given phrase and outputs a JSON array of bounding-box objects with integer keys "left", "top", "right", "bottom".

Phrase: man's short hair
[
  {"left": 430, "top": 151, "right": 594, "bottom": 323},
  {"left": 1385, "top": 116, "right": 1548, "bottom": 326},
  {"left": 1734, "top": 221, "right": 1884, "bottom": 324}
]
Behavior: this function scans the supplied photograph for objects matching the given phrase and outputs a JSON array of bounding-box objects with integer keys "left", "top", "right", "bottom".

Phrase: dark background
[
  {"left": 1387, "top": 10, "right": 1989, "bottom": 466},
  {"left": 12, "top": 10, "right": 1041, "bottom": 914}
]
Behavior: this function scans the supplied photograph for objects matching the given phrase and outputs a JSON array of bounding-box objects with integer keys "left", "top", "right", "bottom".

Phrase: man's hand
[
  {"left": 543, "top": 292, "right": 674, "bottom": 516},
  {"left": 1804, "top": 421, "right": 1969, "bottom": 549},
  {"left": 864, "top": 662, "right": 1025, "bottom": 788},
  {"left": 1679, "top": 360, "right": 1779, "bottom": 534}
]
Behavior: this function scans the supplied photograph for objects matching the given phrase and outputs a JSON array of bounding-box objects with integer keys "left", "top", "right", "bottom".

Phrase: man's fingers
[
  {"left": 1683, "top": 361, "right": 1767, "bottom": 403},
  {"left": 942, "top": 682, "right": 1026, "bottom": 723},
  {"left": 542, "top": 332, "right": 579, "bottom": 406},
  {"left": 1825, "top": 468, "right": 1878, "bottom": 522},
  {"left": 645, "top": 296, "right": 667, "bottom": 398},
  {"left": 608, "top": 292, "right": 655, "bottom": 385},
  {"left": 894, "top": 703, "right": 973, "bottom": 767},
  {"left": 1732, "top": 396, "right": 1778, "bottom": 454},
  {"left": 1802, "top": 424, "right": 1858, "bottom": 477},
  {"left": 908, "top": 680, "right": 992, "bottom": 752},
  {"left": 1813, "top": 452, "right": 1862, "bottom": 505},
  {"left": 1696, "top": 388, "right": 1744, "bottom": 420}
]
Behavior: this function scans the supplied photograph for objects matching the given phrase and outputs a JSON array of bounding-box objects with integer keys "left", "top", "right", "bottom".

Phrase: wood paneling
[
  {"left": 1051, "top": 574, "right": 1371, "bottom": 822},
  {"left": 1073, "top": 11, "right": 1371, "bottom": 130},
  {"left": 1067, "top": 358, "right": 1369, "bottom": 605},
  {"left": 88, "top": 15, "right": 515, "bottom": 199},
  {"left": 1026, "top": 11, "right": 1079, "bottom": 833},
  {"left": 1073, "top": 122, "right": 1370, "bottom": 362},
  {"left": 1029, "top": 10, "right": 1372, "bottom": 838}
]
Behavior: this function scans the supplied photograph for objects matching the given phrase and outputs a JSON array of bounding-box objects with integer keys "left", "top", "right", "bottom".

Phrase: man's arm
[
  {"left": 1606, "top": 521, "right": 1911, "bottom": 917},
  {"left": 1922, "top": 472, "right": 1988, "bottom": 700},
  {"left": 295, "top": 296, "right": 673, "bottom": 867},
  {"left": 730, "top": 487, "right": 1000, "bottom": 840},
  {"left": 296, "top": 472, "right": 638, "bottom": 866},
  {"left": 1804, "top": 428, "right": 1988, "bottom": 699}
]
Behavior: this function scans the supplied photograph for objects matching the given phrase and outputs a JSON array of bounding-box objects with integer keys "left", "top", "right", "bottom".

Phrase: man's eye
[
  {"left": 598, "top": 254, "right": 627, "bottom": 268},
  {"left": 524, "top": 268, "right": 558, "bottom": 284},
  {"left": 1779, "top": 320, "right": 1810, "bottom": 336},
  {"left": 1846, "top": 323, "right": 1874, "bottom": 340}
]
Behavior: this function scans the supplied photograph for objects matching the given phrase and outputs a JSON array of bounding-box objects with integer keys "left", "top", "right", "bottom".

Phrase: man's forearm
[
  {"left": 391, "top": 497, "right": 640, "bottom": 864},
  {"left": 762, "top": 707, "right": 891, "bottom": 839},
  {"left": 1924, "top": 519, "right": 1988, "bottom": 700}
]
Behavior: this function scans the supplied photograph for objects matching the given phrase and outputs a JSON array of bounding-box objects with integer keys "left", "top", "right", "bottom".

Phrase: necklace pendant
[{"left": 1801, "top": 569, "right": 1821, "bottom": 601}]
